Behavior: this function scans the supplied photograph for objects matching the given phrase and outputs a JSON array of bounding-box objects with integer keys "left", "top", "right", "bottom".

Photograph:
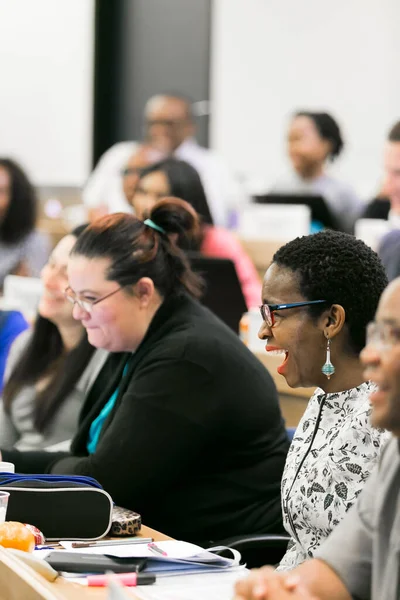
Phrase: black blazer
[{"left": 5, "top": 294, "right": 289, "bottom": 543}]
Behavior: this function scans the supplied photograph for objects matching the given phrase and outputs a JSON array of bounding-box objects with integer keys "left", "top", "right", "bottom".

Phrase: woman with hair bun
[
  {"left": 2, "top": 199, "right": 289, "bottom": 544},
  {"left": 272, "top": 111, "right": 363, "bottom": 232}
]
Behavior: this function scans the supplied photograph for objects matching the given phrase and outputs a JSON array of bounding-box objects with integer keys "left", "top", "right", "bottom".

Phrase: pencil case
[{"left": 0, "top": 473, "right": 113, "bottom": 541}]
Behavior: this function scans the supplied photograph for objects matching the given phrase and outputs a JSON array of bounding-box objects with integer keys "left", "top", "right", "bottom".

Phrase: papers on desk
[
  {"left": 134, "top": 569, "right": 248, "bottom": 600},
  {"left": 66, "top": 570, "right": 247, "bottom": 600},
  {"left": 59, "top": 540, "right": 241, "bottom": 575}
]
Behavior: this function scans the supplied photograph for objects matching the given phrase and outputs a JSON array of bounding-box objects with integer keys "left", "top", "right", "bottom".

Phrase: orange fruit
[{"left": 0, "top": 521, "right": 35, "bottom": 552}]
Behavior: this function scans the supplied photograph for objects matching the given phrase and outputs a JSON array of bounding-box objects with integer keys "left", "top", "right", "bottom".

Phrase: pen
[
  {"left": 87, "top": 572, "right": 156, "bottom": 587},
  {"left": 147, "top": 542, "right": 168, "bottom": 557},
  {"left": 71, "top": 537, "right": 153, "bottom": 548}
]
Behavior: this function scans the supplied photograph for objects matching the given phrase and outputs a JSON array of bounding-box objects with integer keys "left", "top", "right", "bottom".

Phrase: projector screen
[{"left": 0, "top": 0, "right": 95, "bottom": 186}]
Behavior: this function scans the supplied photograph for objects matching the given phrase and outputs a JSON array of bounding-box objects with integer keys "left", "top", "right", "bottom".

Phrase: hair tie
[{"left": 143, "top": 218, "right": 166, "bottom": 235}]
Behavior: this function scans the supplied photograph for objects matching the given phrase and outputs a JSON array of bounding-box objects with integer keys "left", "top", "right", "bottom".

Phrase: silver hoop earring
[{"left": 322, "top": 337, "right": 335, "bottom": 379}]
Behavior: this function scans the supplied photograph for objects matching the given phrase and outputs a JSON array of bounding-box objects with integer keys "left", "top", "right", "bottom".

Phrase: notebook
[
  {"left": 133, "top": 570, "right": 248, "bottom": 600},
  {"left": 58, "top": 540, "right": 241, "bottom": 575},
  {"left": 253, "top": 193, "right": 340, "bottom": 230}
]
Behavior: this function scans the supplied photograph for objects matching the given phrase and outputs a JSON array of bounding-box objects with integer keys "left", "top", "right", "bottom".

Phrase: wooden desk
[
  {"left": 0, "top": 526, "right": 171, "bottom": 600},
  {"left": 239, "top": 238, "right": 284, "bottom": 279},
  {"left": 37, "top": 219, "right": 70, "bottom": 249}
]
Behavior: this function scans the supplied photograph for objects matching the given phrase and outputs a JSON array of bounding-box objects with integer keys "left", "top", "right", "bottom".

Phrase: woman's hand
[{"left": 234, "top": 567, "right": 319, "bottom": 600}]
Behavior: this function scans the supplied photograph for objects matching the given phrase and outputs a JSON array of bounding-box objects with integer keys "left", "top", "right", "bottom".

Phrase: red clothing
[{"left": 200, "top": 226, "right": 261, "bottom": 309}]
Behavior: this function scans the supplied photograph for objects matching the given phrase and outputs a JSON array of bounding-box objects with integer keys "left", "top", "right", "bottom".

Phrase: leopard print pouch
[{"left": 110, "top": 506, "right": 142, "bottom": 536}]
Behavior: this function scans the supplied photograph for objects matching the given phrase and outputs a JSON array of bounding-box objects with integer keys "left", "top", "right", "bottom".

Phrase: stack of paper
[
  {"left": 133, "top": 570, "right": 248, "bottom": 600},
  {"left": 59, "top": 540, "right": 242, "bottom": 576}
]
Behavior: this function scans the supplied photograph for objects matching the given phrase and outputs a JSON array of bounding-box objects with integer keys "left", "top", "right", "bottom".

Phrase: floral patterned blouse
[{"left": 278, "top": 381, "right": 390, "bottom": 571}]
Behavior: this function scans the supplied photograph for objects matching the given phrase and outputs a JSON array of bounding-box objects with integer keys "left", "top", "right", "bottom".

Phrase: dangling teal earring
[{"left": 322, "top": 337, "right": 335, "bottom": 379}]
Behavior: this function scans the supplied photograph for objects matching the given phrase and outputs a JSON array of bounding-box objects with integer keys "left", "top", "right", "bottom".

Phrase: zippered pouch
[{"left": 0, "top": 473, "right": 113, "bottom": 541}]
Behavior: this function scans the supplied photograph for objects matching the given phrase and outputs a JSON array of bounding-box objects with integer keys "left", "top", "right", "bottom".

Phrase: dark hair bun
[
  {"left": 295, "top": 111, "right": 344, "bottom": 161},
  {"left": 149, "top": 197, "right": 202, "bottom": 241}
]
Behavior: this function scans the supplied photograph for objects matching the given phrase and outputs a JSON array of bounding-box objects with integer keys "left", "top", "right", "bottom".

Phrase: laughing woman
[{"left": 258, "top": 230, "right": 390, "bottom": 570}]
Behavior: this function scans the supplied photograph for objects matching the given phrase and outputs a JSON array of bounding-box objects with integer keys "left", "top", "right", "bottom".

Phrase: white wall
[
  {"left": 0, "top": 0, "right": 94, "bottom": 186},
  {"left": 210, "top": 0, "right": 400, "bottom": 199}
]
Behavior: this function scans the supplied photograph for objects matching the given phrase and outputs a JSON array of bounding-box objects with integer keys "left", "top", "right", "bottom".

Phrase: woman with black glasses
[{"left": 258, "top": 230, "right": 390, "bottom": 570}]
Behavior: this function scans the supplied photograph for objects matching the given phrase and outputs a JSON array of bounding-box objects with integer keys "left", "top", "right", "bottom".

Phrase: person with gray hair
[{"left": 83, "top": 94, "right": 246, "bottom": 226}]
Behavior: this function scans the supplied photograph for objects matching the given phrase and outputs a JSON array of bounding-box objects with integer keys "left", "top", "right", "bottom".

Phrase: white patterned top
[{"left": 278, "top": 381, "right": 390, "bottom": 570}]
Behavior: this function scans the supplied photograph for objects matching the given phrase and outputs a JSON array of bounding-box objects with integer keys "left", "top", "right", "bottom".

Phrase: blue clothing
[
  {"left": 378, "top": 229, "right": 400, "bottom": 282},
  {"left": 0, "top": 311, "right": 29, "bottom": 392},
  {"left": 87, "top": 359, "right": 131, "bottom": 454}
]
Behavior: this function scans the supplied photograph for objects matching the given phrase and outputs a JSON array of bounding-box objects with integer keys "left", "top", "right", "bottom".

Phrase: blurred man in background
[
  {"left": 83, "top": 94, "right": 246, "bottom": 226},
  {"left": 376, "top": 121, "right": 400, "bottom": 280}
]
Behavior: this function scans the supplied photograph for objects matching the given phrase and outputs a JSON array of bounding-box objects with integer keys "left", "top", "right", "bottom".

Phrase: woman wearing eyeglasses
[
  {"left": 0, "top": 225, "right": 107, "bottom": 451},
  {"left": 258, "top": 230, "right": 390, "bottom": 570},
  {"left": 1, "top": 199, "right": 289, "bottom": 544}
]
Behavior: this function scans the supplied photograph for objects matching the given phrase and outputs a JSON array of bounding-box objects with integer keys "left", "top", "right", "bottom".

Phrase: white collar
[{"left": 174, "top": 137, "right": 199, "bottom": 158}]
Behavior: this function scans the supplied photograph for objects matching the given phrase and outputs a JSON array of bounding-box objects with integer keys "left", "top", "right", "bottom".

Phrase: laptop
[
  {"left": 253, "top": 193, "right": 340, "bottom": 230},
  {"left": 188, "top": 254, "right": 247, "bottom": 334}
]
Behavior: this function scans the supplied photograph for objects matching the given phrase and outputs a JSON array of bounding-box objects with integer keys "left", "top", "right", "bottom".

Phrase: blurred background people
[
  {"left": 271, "top": 112, "right": 362, "bottom": 232},
  {"left": 0, "top": 225, "right": 107, "bottom": 451},
  {"left": 362, "top": 121, "right": 400, "bottom": 222},
  {"left": 367, "top": 121, "right": 400, "bottom": 280},
  {"left": 382, "top": 121, "right": 400, "bottom": 220},
  {"left": 128, "top": 157, "right": 261, "bottom": 308},
  {"left": 83, "top": 94, "right": 247, "bottom": 227},
  {"left": 0, "top": 159, "right": 50, "bottom": 288}
]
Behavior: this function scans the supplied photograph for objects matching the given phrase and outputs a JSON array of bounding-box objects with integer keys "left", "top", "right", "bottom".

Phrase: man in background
[
  {"left": 374, "top": 121, "right": 400, "bottom": 279},
  {"left": 363, "top": 120, "right": 400, "bottom": 222},
  {"left": 83, "top": 94, "right": 246, "bottom": 226}
]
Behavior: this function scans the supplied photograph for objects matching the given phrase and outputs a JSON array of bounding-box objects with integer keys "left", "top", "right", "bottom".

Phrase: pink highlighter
[{"left": 87, "top": 573, "right": 156, "bottom": 587}]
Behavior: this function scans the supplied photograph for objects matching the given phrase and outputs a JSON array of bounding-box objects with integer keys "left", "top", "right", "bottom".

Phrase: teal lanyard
[{"left": 87, "top": 358, "right": 132, "bottom": 455}]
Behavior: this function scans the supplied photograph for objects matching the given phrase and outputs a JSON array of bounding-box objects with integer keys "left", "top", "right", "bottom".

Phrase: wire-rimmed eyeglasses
[{"left": 64, "top": 286, "right": 124, "bottom": 314}]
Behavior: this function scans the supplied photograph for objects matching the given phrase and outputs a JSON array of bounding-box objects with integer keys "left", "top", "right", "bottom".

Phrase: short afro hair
[{"left": 272, "top": 230, "right": 388, "bottom": 354}]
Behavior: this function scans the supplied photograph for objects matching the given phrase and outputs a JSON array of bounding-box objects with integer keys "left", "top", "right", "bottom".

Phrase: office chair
[{"left": 216, "top": 428, "right": 295, "bottom": 568}]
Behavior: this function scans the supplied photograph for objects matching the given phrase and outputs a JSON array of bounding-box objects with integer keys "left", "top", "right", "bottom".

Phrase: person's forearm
[
  {"left": 293, "top": 559, "right": 351, "bottom": 600},
  {"left": 1, "top": 448, "right": 69, "bottom": 474}
]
